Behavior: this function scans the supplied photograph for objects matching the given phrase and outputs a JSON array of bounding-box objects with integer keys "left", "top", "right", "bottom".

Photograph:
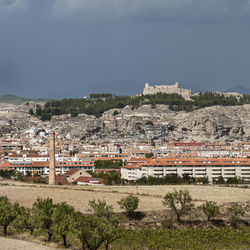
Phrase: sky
[{"left": 0, "top": 0, "right": 250, "bottom": 98}]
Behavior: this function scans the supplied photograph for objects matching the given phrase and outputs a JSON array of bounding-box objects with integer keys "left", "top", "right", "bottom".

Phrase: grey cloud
[
  {"left": 0, "top": 0, "right": 249, "bottom": 98},
  {"left": 0, "top": 0, "right": 54, "bottom": 16},
  {"left": 1, "top": 0, "right": 250, "bottom": 21},
  {"left": 0, "top": 0, "right": 28, "bottom": 10},
  {"left": 48, "top": 0, "right": 250, "bottom": 21}
]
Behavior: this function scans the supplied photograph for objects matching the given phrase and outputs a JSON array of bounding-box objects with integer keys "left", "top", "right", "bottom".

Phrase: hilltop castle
[{"left": 143, "top": 82, "right": 192, "bottom": 100}]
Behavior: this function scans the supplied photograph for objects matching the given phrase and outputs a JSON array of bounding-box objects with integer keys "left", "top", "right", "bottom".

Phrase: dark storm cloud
[
  {"left": 0, "top": 0, "right": 250, "bottom": 98},
  {"left": 49, "top": 0, "right": 250, "bottom": 21}
]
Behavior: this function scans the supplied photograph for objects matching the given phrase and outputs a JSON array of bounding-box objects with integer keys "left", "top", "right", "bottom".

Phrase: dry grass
[{"left": 0, "top": 181, "right": 250, "bottom": 212}]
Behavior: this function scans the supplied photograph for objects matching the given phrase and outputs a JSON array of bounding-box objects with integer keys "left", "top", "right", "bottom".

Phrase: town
[
  {"left": 1, "top": 1, "right": 250, "bottom": 248},
  {"left": 1, "top": 82, "right": 250, "bottom": 186},
  {"left": 1, "top": 131, "right": 250, "bottom": 185}
]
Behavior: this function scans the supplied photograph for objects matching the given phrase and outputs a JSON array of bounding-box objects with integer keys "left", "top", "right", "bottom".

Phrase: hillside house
[{"left": 63, "top": 168, "right": 92, "bottom": 183}]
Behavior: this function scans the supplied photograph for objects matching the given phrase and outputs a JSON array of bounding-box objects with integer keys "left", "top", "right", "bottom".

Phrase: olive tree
[
  {"left": 73, "top": 212, "right": 106, "bottom": 250},
  {"left": 33, "top": 197, "right": 55, "bottom": 241},
  {"left": 15, "top": 207, "right": 38, "bottom": 235},
  {"left": 88, "top": 200, "right": 120, "bottom": 250},
  {"left": 118, "top": 195, "right": 139, "bottom": 219},
  {"left": 163, "top": 189, "right": 194, "bottom": 222},
  {"left": 0, "top": 196, "right": 22, "bottom": 236},
  {"left": 102, "top": 216, "right": 120, "bottom": 250},
  {"left": 52, "top": 202, "right": 75, "bottom": 246},
  {"left": 74, "top": 200, "right": 121, "bottom": 250},
  {"left": 200, "top": 201, "right": 220, "bottom": 221}
]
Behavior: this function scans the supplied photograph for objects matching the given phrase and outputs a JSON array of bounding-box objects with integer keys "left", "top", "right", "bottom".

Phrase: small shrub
[
  {"left": 230, "top": 215, "right": 242, "bottom": 229},
  {"left": 216, "top": 176, "right": 225, "bottom": 184},
  {"left": 229, "top": 203, "right": 248, "bottom": 217},
  {"left": 29, "top": 108, "right": 34, "bottom": 116},
  {"left": 145, "top": 152, "right": 153, "bottom": 158},
  {"left": 200, "top": 201, "right": 220, "bottom": 221},
  {"left": 118, "top": 195, "right": 139, "bottom": 219},
  {"left": 161, "top": 218, "right": 174, "bottom": 229},
  {"left": 228, "top": 203, "right": 248, "bottom": 229},
  {"left": 71, "top": 111, "right": 78, "bottom": 117},
  {"left": 196, "top": 177, "right": 209, "bottom": 184},
  {"left": 88, "top": 200, "right": 113, "bottom": 219},
  {"left": 145, "top": 121, "right": 154, "bottom": 126}
]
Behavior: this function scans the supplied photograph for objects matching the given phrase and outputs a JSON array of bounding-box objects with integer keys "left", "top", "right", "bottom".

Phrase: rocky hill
[{"left": 1, "top": 103, "right": 250, "bottom": 143}]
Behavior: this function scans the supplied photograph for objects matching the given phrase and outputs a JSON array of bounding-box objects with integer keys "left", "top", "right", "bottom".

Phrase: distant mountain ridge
[
  {"left": 225, "top": 85, "right": 250, "bottom": 95},
  {"left": 0, "top": 95, "right": 50, "bottom": 105}
]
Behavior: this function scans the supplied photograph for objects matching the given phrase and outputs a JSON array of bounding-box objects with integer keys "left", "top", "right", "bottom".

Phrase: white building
[
  {"left": 1, "top": 161, "right": 94, "bottom": 176},
  {"left": 198, "top": 150, "right": 241, "bottom": 158},
  {"left": 121, "top": 158, "right": 250, "bottom": 183}
]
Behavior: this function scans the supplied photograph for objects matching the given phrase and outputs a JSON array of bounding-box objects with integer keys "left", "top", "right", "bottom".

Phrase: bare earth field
[
  {"left": 0, "top": 181, "right": 250, "bottom": 212},
  {"left": 0, "top": 237, "right": 59, "bottom": 250}
]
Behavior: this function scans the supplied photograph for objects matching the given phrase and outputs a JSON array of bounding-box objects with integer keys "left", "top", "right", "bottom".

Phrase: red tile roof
[
  {"left": 57, "top": 161, "right": 94, "bottom": 167},
  {"left": 63, "top": 168, "right": 81, "bottom": 177},
  {"left": 0, "top": 161, "right": 94, "bottom": 169},
  {"left": 121, "top": 165, "right": 142, "bottom": 169},
  {"left": 0, "top": 162, "right": 12, "bottom": 170},
  {"left": 122, "top": 157, "right": 250, "bottom": 168},
  {"left": 6, "top": 162, "right": 49, "bottom": 168},
  {"left": 73, "top": 177, "right": 104, "bottom": 184},
  {"left": 94, "top": 169, "right": 120, "bottom": 174}
]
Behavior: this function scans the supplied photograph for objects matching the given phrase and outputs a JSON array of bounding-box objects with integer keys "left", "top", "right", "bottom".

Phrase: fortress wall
[{"left": 143, "top": 83, "right": 192, "bottom": 100}]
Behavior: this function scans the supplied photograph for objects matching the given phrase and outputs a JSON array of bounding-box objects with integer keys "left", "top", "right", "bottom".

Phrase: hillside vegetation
[
  {"left": 31, "top": 92, "right": 250, "bottom": 121},
  {"left": 0, "top": 95, "right": 49, "bottom": 105}
]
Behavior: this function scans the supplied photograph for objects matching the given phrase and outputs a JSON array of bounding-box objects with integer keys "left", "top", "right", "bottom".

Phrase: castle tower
[{"left": 48, "top": 132, "right": 56, "bottom": 185}]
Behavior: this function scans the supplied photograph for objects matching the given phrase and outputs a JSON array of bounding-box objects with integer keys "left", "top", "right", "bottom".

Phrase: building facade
[
  {"left": 1, "top": 161, "right": 94, "bottom": 176},
  {"left": 121, "top": 158, "right": 250, "bottom": 183}
]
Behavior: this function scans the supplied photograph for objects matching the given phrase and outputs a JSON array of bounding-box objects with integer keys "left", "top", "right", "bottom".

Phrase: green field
[{"left": 112, "top": 227, "right": 250, "bottom": 250}]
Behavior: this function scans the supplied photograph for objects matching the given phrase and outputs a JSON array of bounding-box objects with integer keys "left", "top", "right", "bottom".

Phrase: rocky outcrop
[
  {"left": 0, "top": 103, "right": 250, "bottom": 143},
  {"left": 170, "top": 105, "right": 250, "bottom": 142}
]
